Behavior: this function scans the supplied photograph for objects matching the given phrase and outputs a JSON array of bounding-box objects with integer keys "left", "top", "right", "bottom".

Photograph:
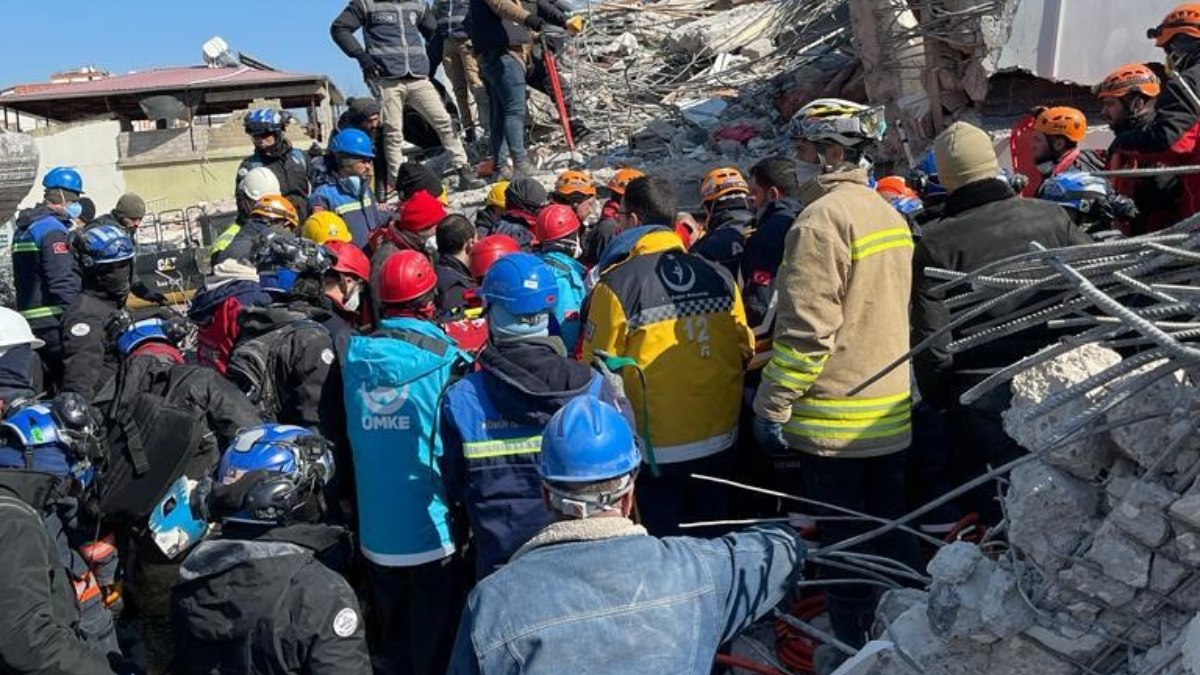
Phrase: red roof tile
[{"left": 0, "top": 66, "right": 326, "bottom": 103}]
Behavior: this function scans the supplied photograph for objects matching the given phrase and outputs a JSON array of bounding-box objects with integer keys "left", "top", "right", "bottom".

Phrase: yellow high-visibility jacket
[
  {"left": 753, "top": 168, "right": 914, "bottom": 459},
  {"left": 583, "top": 230, "right": 754, "bottom": 464}
]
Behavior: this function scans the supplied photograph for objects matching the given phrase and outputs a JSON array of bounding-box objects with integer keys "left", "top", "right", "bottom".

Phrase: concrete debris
[{"left": 1005, "top": 461, "right": 1100, "bottom": 572}]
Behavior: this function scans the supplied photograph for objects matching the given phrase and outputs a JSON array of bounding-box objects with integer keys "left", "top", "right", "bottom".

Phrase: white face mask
[
  {"left": 424, "top": 234, "right": 439, "bottom": 255},
  {"left": 342, "top": 286, "right": 362, "bottom": 312},
  {"left": 794, "top": 159, "right": 823, "bottom": 186}
]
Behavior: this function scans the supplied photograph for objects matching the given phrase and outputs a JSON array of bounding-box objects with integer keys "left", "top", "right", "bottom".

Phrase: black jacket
[
  {"left": 0, "top": 345, "right": 42, "bottom": 405},
  {"left": 60, "top": 291, "right": 123, "bottom": 401},
  {"left": 692, "top": 203, "right": 754, "bottom": 280},
  {"left": 910, "top": 179, "right": 1092, "bottom": 408},
  {"left": 12, "top": 205, "right": 80, "bottom": 331},
  {"left": 172, "top": 523, "right": 370, "bottom": 675},
  {"left": 740, "top": 198, "right": 801, "bottom": 334},
  {"left": 0, "top": 470, "right": 118, "bottom": 675},
  {"left": 93, "top": 353, "right": 263, "bottom": 479},
  {"left": 474, "top": 205, "right": 504, "bottom": 239},
  {"left": 435, "top": 253, "right": 477, "bottom": 317},
  {"left": 1111, "top": 50, "right": 1200, "bottom": 154},
  {"left": 213, "top": 218, "right": 292, "bottom": 267}
]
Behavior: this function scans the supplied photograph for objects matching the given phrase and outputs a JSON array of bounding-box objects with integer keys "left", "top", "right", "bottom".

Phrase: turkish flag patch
[{"left": 52, "top": 242, "right": 69, "bottom": 255}]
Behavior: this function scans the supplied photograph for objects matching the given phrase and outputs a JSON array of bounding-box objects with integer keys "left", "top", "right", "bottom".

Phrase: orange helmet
[
  {"left": 875, "top": 175, "right": 917, "bottom": 200},
  {"left": 1097, "top": 64, "right": 1161, "bottom": 99},
  {"left": 700, "top": 167, "right": 750, "bottom": 204},
  {"left": 1149, "top": 4, "right": 1200, "bottom": 47},
  {"left": 251, "top": 195, "right": 300, "bottom": 229},
  {"left": 1034, "top": 106, "right": 1088, "bottom": 143},
  {"left": 554, "top": 170, "right": 597, "bottom": 198},
  {"left": 607, "top": 168, "right": 645, "bottom": 196}
]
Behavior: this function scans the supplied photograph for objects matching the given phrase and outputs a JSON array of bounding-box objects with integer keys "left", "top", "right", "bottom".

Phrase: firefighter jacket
[
  {"left": 752, "top": 168, "right": 914, "bottom": 459},
  {"left": 582, "top": 230, "right": 752, "bottom": 464}
]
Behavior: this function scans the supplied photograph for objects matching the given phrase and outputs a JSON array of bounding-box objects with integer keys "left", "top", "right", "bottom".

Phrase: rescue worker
[
  {"left": 211, "top": 167, "right": 282, "bottom": 265},
  {"left": 331, "top": 0, "right": 484, "bottom": 191},
  {"left": 911, "top": 121, "right": 1091, "bottom": 530},
  {"left": 310, "top": 128, "right": 387, "bottom": 248},
  {"left": 435, "top": 214, "right": 481, "bottom": 316},
  {"left": 692, "top": 166, "right": 755, "bottom": 279},
  {"left": 470, "top": 234, "right": 522, "bottom": 281},
  {"left": 1032, "top": 105, "right": 1105, "bottom": 177},
  {"left": 1099, "top": 63, "right": 1190, "bottom": 232},
  {"left": 0, "top": 308, "right": 44, "bottom": 405},
  {"left": 468, "top": 0, "right": 580, "bottom": 177},
  {"left": 60, "top": 224, "right": 136, "bottom": 400},
  {"left": 302, "top": 211, "right": 354, "bottom": 246},
  {"left": 441, "top": 254, "right": 622, "bottom": 578},
  {"left": 171, "top": 424, "right": 370, "bottom": 675},
  {"left": 13, "top": 167, "right": 85, "bottom": 390},
  {"left": 582, "top": 175, "right": 753, "bottom": 536},
  {"left": 488, "top": 176, "right": 545, "bottom": 249},
  {"left": 313, "top": 97, "right": 387, "bottom": 193},
  {"left": 436, "top": 0, "right": 489, "bottom": 143},
  {"left": 342, "top": 250, "right": 469, "bottom": 675},
  {"left": 751, "top": 98, "right": 919, "bottom": 652},
  {"left": 742, "top": 156, "right": 803, "bottom": 366},
  {"left": 907, "top": 148, "right": 949, "bottom": 224},
  {"left": 189, "top": 259, "right": 273, "bottom": 374},
  {"left": 237, "top": 108, "right": 311, "bottom": 220},
  {"left": 83, "top": 194, "right": 169, "bottom": 307},
  {"left": 447, "top": 396, "right": 805, "bottom": 675},
  {"left": 476, "top": 181, "right": 509, "bottom": 236},
  {"left": 323, "top": 241, "right": 374, "bottom": 350},
  {"left": 550, "top": 169, "right": 599, "bottom": 227},
  {"left": 582, "top": 167, "right": 644, "bottom": 267},
  {"left": 215, "top": 194, "right": 301, "bottom": 266},
  {"left": 532, "top": 204, "right": 587, "bottom": 350},
  {"left": 1038, "top": 171, "right": 1137, "bottom": 240},
  {"left": 0, "top": 394, "right": 129, "bottom": 674},
  {"left": 370, "top": 190, "right": 447, "bottom": 271},
  {"left": 230, "top": 234, "right": 339, "bottom": 435}
]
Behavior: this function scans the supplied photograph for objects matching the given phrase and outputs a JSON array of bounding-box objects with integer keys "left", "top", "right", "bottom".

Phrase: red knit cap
[{"left": 396, "top": 190, "right": 448, "bottom": 233}]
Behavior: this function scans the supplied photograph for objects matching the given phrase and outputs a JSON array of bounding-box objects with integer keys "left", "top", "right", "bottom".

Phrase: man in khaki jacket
[{"left": 751, "top": 98, "right": 921, "bottom": 656}]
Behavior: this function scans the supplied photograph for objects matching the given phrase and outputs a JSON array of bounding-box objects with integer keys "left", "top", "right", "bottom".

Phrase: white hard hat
[
  {"left": 0, "top": 308, "right": 44, "bottom": 349},
  {"left": 239, "top": 167, "right": 282, "bottom": 201}
]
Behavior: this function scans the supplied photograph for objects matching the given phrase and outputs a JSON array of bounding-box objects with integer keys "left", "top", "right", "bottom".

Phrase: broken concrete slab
[
  {"left": 664, "top": 0, "right": 786, "bottom": 55},
  {"left": 1005, "top": 460, "right": 1100, "bottom": 571},
  {"left": 1083, "top": 521, "right": 1152, "bottom": 590},
  {"left": 1172, "top": 494, "right": 1200, "bottom": 533},
  {"left": 1107, "top": 367, "right": 1200, "bottom": 470},
  {"left": 1109, "top": 479, "right": 1178, "bottom": 549},
  {"left": 1057, "top": 561, "right": 1137, "bottom": 607}
]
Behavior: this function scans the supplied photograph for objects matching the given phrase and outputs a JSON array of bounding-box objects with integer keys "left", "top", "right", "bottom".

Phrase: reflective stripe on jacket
[
  {"left": 12, "top": 206, "right": 81, "bottom": 328},
  {"left": 753, "top": 168, "right": 914, "bottom": 458}
]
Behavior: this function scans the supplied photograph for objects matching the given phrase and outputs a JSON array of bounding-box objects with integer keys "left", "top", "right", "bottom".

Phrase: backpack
[
  {"left": 96, "top": 364, "right": 205, "bottom": 524},
  {"left": 196, "top": 295, "right": 245, "bottom": 374},
  {"left": 227, "top": 319, "right": 319, "bottom": 420}
]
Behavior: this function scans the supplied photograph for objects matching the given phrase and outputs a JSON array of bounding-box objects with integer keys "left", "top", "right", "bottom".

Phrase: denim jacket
[{"left": 447, "top": 519, "right": 803, "bottom": 674}]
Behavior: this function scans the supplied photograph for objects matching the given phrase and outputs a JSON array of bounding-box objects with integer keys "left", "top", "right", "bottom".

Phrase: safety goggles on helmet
[
  {"left": 0, "top": 395, "right": 105, "bottom": 487},
  {"left": 217, "top": 424, "right": 334, "bottom": 525},
  {"left": 1149, "top": 5, "right": 1200, "bottom": 47},
  {"left": 148, "top": 476, "right": 209, "bottom": 559},
  {"left": 244, "top": 108, "right": 288, "bottom": 136},
  {"left": 788, "top": 99, "right": 887, "bottom": 145}
]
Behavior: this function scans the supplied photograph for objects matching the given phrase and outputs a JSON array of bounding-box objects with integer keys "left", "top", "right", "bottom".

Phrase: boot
[
  {"left": 569, "top": 120, "right": 594, "bottom": 143},
  {"left": 457, "top": 167, "right": 485, "bottom": 190}
]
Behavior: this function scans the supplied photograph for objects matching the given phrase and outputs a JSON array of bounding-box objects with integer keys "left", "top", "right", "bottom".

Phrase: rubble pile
[{"left": 836, "top": 224, "right": 1200, "bottom": 674}]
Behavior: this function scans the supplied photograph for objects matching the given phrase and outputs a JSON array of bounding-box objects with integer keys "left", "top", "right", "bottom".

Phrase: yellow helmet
[
  {"left": 302, "top": 211, "right": 352, "bottom": 245},
  {"left": 486, "top": 180, "right": 510, "bottom": 209}
]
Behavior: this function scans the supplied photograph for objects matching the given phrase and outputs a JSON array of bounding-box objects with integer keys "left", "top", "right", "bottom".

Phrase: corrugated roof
[{"left": 0, "top": 66, "right": 326, "bottom": 103}]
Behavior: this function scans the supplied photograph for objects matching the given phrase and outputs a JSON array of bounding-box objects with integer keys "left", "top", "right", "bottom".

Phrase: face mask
[
  {"left": 793, "top": 160, "right": 823, "bottom": 186},
  {"left": 66, "top": 202, "right": 83, "bottom": 220},
  {"left": 424, "top": 234, "right": 439, "bottom": 255},
  {"left": 343, "top": 286, "right": 362, "bottom": 313},
  {"left": 346, "top": 175, "right": 363, "bottom": 194}
]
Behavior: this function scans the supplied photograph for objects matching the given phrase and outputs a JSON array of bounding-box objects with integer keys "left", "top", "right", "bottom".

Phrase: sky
[{"left": 0, "top": 1, "right": 371, "bottom": 98}]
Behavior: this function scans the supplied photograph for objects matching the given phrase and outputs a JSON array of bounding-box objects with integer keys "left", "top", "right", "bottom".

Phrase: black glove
[
  {"left": 356, "top": 53, "right": 383, "bottom": 79},
  {"left": 1108, "top": 194, "right": 1140, "bottom": 222},
  {"left": 143, "top": 290, "right": 169, "bottom": 306},
  {"left": 524, "top": 14, "right": 546, "bottom": 30}
]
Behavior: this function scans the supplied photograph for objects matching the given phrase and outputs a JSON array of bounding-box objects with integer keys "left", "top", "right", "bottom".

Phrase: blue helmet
[
  {"left": 216, "top": 424, "right": 335, "bottom": 525},
  {"left": 330, "top": 128, "right": 375, "bottom": 159},
  {"left": 540, "top": 396, "right": 640, "bottom": 483},
  {"left": 1038, "top": 171, "right": 1111, "bottom": 212},
  {"left": 908, "top": 149, "right": 945, "bottom": 198},
  {"left": 116, "top": 317, "right": 174, "bottom": 356},
  {"left": 481, "top": 253, "right": 558, "bottom": 316},
  {"left": 244, "top": 108, "right": 287, "bottom": 135},
  {"left": 888, "top": 195, "right": 924, "bottom": 217},
  {"left": 43, "top": 167, "right": 84, "bottom": 194},
  {"left": 76, "top": 224, "right": 135, "bottom": 267},
  {"left": 0, "top": 395, "right": 105, "bottom": 487}
]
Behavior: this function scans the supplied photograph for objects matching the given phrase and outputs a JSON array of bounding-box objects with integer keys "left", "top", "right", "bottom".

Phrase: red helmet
[
  {"left": 533, "top": 204, "right": 581, "bottom": 242},
  {"left": 378, "top": 250, "right": 437, "bottom": 304},
  {"left": 470, "top": 234, "right": 521, "bottom": 280},
  {"left": 324, "top": 241, "right": 371, "bottom": 282}
]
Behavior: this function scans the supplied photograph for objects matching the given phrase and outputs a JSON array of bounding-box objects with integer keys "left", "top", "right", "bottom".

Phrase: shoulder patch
[
  {"left": 69, "top": 323, "right": 92, "bottom": 337},
  {"left": 320, "top": 348, "right": 335, "bottom": 366},
  {"left": 332, "top": 607, "right": 359, "bottom": 637},
  {"left": 52, "top": 241, "right": 70, "bottom": 255}
]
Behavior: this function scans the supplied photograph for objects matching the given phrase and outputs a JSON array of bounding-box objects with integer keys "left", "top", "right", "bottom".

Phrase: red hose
[{"left": 773, "top": 593, "right": 827, "bottom": 674}]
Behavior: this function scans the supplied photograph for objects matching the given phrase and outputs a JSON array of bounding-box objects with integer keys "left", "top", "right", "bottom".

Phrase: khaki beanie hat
[
  {"left": 113, "top": 193, "right": 147, "bottom": 220},
  {"left": 933, "top": 121, "right": 1001, "bottom": 193}
]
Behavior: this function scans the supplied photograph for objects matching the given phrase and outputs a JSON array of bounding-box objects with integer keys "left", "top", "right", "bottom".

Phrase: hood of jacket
[
  {"left": 797, "top": 166, "right": 871, "bottom": 205},
  {"left": 707, "top": 202, "right": 754, "bottom": 232},
  {"left": 355, "top": 317, "right": 462, "bottom": 388},
  {"left": 501, "top": 209, "right": 538, "bottom": 229},
  {"left": 188, "top": 280, "right": 272, "bottom": 324},
  {"left": 594, "top": 225, "right": 673, "bottom": 274},
  {"left": 759, "top": 197, "right": 804, "bottom": 225},
  {"left": 478, "top": 337, "right": 595, "bottom": 425},
  {"left": 237, "top": 302, "right": 331, "bottom": 338},
  {"left": 15, "top": 204, "right": 64, "bottom": 232},
  {"left": 942, "top": 177, "right": 1015, "bottom": 218},
  {"left": 0, "top": 346, "right": 37, "bottom": 398}
]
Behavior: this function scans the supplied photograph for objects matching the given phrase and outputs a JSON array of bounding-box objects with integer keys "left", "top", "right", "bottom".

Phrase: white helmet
[
  {"left": 788, "top": 98, "right": 887, "bottom": 146},
  {"left": 0, "top": 308, "right": 44, "bottom": 349},
  {"left": 239, "top": 167, "right": 282, "bottom": 201}
]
